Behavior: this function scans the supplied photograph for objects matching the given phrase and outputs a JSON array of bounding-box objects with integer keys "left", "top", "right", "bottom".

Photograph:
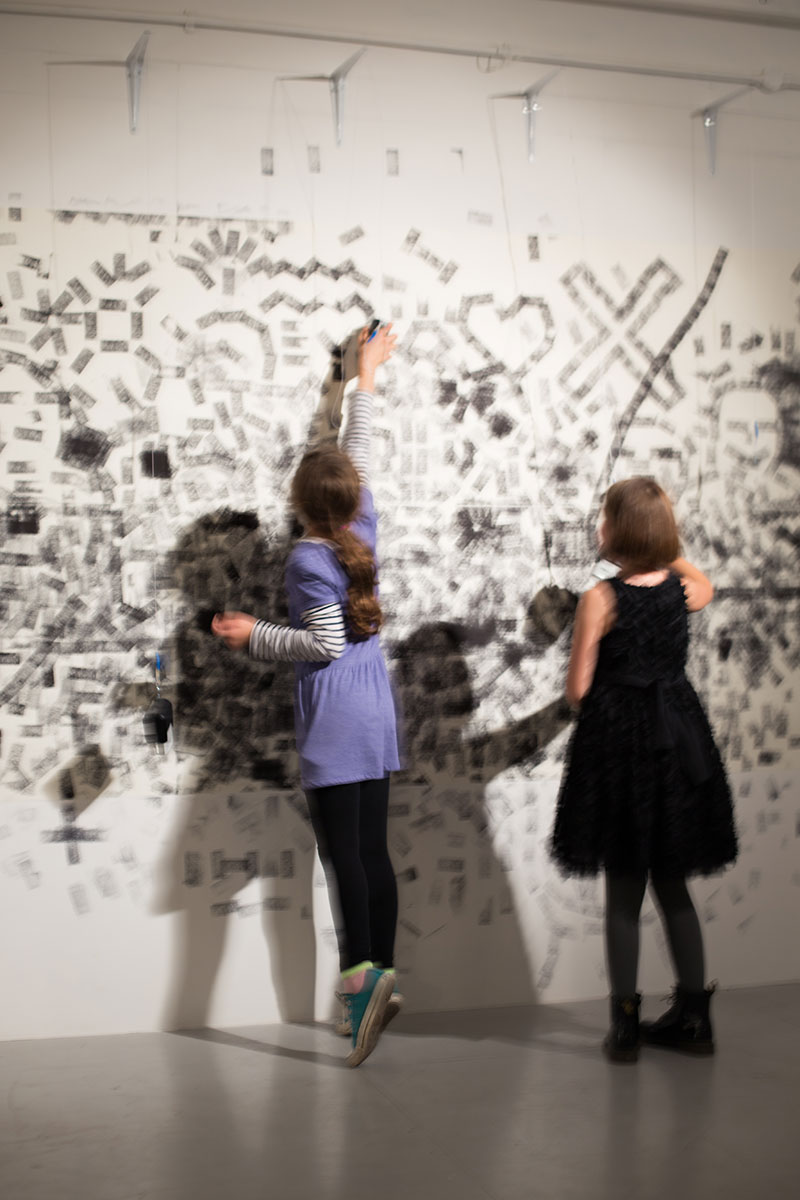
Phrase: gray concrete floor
[{"left": 2, "top": 984, "right": 799, "bottom": 1200}]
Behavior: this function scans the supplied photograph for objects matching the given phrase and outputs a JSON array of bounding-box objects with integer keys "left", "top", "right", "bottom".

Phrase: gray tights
[{"left": 605, "top": 871, "right": 706, "bottom": 996}]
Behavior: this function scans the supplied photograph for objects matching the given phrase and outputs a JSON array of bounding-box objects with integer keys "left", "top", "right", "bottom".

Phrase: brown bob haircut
[
  {"left": 601, "top": 476, "right": 680, "bottom": 572},
  {"left": 290, "top": 446, "right": 383, "bottom": 638}
]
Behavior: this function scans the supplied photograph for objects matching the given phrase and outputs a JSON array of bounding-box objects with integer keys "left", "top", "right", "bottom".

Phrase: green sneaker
[
  {"left": 336, "top": 970, "right": 404, "bottom": 1037},
  {"left": 341, "top": 968, "right": 393, "bottom": 1067},
  {"left": 380, "top": 971, "right": 404, "bottom": 1031}
]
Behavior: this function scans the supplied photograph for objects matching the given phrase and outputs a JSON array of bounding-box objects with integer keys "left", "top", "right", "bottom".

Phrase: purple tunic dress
[{"left": 286, "top": 487, "right": 401, "bottom": 790}]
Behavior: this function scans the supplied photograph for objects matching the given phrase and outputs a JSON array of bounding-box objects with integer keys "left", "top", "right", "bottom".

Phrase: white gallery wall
[{"left": 1, "top": 3, "right": 799, "bottom": 1039}]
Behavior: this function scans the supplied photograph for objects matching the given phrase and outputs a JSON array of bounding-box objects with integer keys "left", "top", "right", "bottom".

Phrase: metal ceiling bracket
[
  {"left": 493, "top": 70, "right": 559, "bottom": 161},
  {"left": 125, "top": 31, "right": 149, "bottom": 132}
]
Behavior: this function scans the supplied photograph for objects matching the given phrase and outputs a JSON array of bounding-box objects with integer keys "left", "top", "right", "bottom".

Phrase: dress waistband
[
  {"left": 294, "top": 631, "right": 383, "bottom": 680},
  {"left": 602, "top": 671, "right": 713, "bottom": 787}
]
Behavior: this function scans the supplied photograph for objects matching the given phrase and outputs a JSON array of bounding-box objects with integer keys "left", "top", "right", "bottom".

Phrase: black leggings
[
  {"left": 605, "top": 871, "right": 706, "bottom": 996},
  {"left": 307, "top": 777, "right": 397, "bottom": 972}
]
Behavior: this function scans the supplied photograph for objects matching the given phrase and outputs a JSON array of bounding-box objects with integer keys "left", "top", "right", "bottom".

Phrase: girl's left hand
[{"left": 211, "top": 611, "right": 257, "bottom": 651}]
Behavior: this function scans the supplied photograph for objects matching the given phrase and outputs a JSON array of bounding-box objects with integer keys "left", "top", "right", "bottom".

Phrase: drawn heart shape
[{"left": 460, "top": 295, "right": 556, "bottom": 377}]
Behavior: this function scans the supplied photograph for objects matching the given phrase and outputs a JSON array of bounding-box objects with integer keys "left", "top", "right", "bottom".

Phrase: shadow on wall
[
  {"left": 389, "top": 621, "right": 573, "bottom": 1011},
  {"left": 151, "top": 507, "right": 320, "bottom": 1029}
]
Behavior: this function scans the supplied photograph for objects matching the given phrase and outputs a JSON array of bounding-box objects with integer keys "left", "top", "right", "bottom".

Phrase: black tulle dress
[{"left": 551, "top": 572, "right": 738, "bottom": 879}]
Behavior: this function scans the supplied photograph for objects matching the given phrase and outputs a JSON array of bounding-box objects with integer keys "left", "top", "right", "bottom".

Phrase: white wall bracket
[
  {"left": 492, "top": 70, "right": 559, "bottom": 161},
  {"left": 47, "top": 29, "right": 150, "bottom": 134},
  {"left": 280, "top": 47, "right": 366, "bottom": 145},
  {"left": 126, "top": 32, "right": 149, "bottom": 133},
  {"left": 691, "top": 84, "right": 752, "bottom": 175}
]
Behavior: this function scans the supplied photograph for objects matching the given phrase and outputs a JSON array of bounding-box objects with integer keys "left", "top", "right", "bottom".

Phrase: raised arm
[
  {"left": 465, "top": 696, "right": 573, "bottom": 787},
  {"left": 671, "top": 557, "right": 713, "bottom": 612},
  {"left": 340, "top": 389, "right": 375, "bottom": 484},
  {"left": 341, "top": 323, "right": 396, "bottom": 484},
  {"left": 306, "top": 344, "right": 349, "bottom": 453}
]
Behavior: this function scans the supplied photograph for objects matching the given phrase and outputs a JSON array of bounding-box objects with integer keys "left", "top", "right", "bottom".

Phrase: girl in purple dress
[{"left": 212, "top": 326, "right": 401, "bottom": 1067}]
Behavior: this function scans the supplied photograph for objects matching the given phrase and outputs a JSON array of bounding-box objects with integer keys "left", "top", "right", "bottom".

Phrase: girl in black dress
[{"left": 551, "top": 477, "right": 737, "bottom": 1061}]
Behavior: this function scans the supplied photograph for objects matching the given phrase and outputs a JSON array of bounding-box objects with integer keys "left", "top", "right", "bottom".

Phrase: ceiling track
[{"left": 1, "top": 4, "right": 799, "bottom": 93}]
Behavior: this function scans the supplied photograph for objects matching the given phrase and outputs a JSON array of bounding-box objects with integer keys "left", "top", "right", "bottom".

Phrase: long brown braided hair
[{"left": 290, "top": 446, "right": 383, "bottom": 638}]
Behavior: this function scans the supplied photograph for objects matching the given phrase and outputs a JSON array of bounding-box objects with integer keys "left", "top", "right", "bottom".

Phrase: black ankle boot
[
  {"left": 640, "top": 984, "right": 715, "bottom": 1055},
  {"left": 603, "top": 994, "right": 641, "bottom": 1062}
]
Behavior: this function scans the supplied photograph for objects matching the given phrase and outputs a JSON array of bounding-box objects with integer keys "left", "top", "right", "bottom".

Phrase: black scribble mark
[
  {"left": 559, "top": 258, "right": 683, "bottom": 404},
  {"left": 454, "top": 507, "right": 516, "bottom": 554},
  {"left": 242, "top": 249, "right": 371, "bottom": 290},
  {"left": 92, "top": 260, "right": 117, "bottom": 287},
  {"left": 57, "top": 426, "right": 112, "bottom": 470},
  {"left": 400, "top": 227, "right": 458, "bottom": 283},
  {"left": 177, "top": 256, "right": 215, "bottom": 289},
  {"left": 6, "top": 502, "right": 40, "bottom": 535},
  {"left": 211, "top": 850, "right": 259, "bottom": 881},
  {"left": 490, "top": 411, "right": 515, "bottom": 438},
  {"left": 755, "top": 358, "right": 800, "bottom": 470},
  {"left": 71, "top": 348, "right": 93, "bottom": 374},
  {"left": 21, "top": 306, "right": 48, "bottom": 324},
  {"left": 67, "top": 277, "right": 91, "bottom": 303},
  {"left": 697, "top": 362, "right": 731, "bottom": 382},
  {"left": 721, "top": 323, "right": 732, "bottom": 349},
  {"left": 592, "top": 247, "right": 728, "bottom": 505},
  {"left": 469, "top": 383, "right": 494, "bottom": 415},
  {"left": 42, "top": 802, "right": 104, "bottom": 865},
  {"left": 50, "top": 290, "right": 73, "bottom": 316},
  {"left": 236, "top": 237, "right": 257, "bottom": 263},
  {"left": 458, "top": 294, "right": 556, "bottom": 385},
  {"left": 203, "top": 228, "right": 223, "bottom": 256},
  {"left": 140, "top": 449, "right": 171, "bottom": 478}
]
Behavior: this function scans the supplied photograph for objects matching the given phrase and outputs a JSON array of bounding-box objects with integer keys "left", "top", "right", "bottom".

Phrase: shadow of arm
[{"left": 465, "top": 696, "right": 573, "bottom": 786}]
